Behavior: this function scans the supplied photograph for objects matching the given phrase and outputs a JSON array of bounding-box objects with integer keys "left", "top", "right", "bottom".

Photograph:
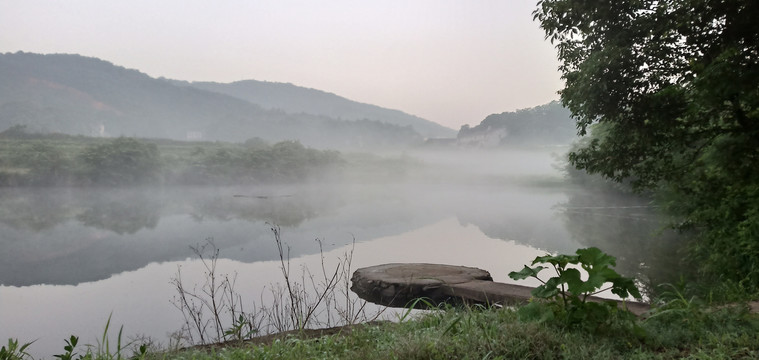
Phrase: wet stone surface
[
  {"left": 351, "top": 263, "right": 652, "bottom": 317},
  {"left": 350, "top": 263, "right": 494, "bottom": 308}
]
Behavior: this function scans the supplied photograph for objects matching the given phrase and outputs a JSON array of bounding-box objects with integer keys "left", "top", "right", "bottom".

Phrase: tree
[
  {"left": 535, "top": 1, "right": 759, "bottom": 287},
  {"left": 78, "top": 137, "right": 161, "bottom": 185},
  {"left": 15, "top": 142, "right": 72, "bottom": 185}
]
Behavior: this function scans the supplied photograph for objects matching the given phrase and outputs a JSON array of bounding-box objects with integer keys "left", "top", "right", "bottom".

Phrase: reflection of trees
[
  {"left": 76, "top": 197, "right": 161, "bottom": 235},
  {"left": 0, "top": 189, "right": 72, "bottom": 231},
  {"left": 559, "top": 188, "right": 688, "bottom": 289},
  {"left": 190, "top": 194, "right": 325, "bottom": 227},
  {"left": 452, "top": 188, "right": 579, "bottom": 255},
  {"left": 457, "top": 213, "right": 577, "bottom": 255},
  {"left": 0, "top": 186, "right": 340, "bottom": 286},
  {"left": 0, "top": 186, "right": 335, "bottom": 235}
]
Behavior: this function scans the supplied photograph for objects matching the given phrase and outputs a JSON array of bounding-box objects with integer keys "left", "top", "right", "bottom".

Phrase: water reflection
[
  {"left": 0, "top": 188, "right": 74, "bottom": 231},
  {"left": 0, "top": 149, "right": 691, "bottom": 358},
  {"left": 1, "top": 181, "right": 584, "bottom": 287},
  {"left": 0, "top": 218, "right": 558, "bottom": 358},
  {"left": 0, "top": 181, "right": 684, "bottom": 288},
  {"left": 558, "top": 187, "right": 687, "bottom": 289},
  {"left": 76, "top": 195, "right": 161, "bottom": 235}
]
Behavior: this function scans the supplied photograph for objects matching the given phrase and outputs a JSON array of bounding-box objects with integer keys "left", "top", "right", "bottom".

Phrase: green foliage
[
  {"left": 78, "top": 137, "right": 160, "bottom": 185},
  {"left": 54, "top": 336, "right": 83, "bottom": 360},
  {"left": 0, "top": 136, "right": 345, "bottom": 186},
  {"left": 536, "top": 0, "right": 759, "bottom": 288},
  {"left": 0, "top": 125, "right": 34, "bottom": 140},
  {"left": 223, "top": 315, "right": 258, "bottom": 342},
  {"left": 0, "top": 339, "right": 33, "bottom": 360},
  {"left": 13, "top": 142, "right": 73, "bottom": 185},
  {"left": 51, "top": 314, "right": 148, "bottom": 360},
  {"left": 509, "top": 247, "right": 642, "bottom": 331},
  {"left": 644, "top": 282, "right": 759, "bottom": 350},
  {"left": 149, "top": 304, "right": 759, "bottom": 359},
  {"left": 173, "top": 139, "right": 343, "bottom": 184},
  {"left": 457, "top": 101, "right": 574, "bottom": 146},
  {"left": 5, "top": 304, "right": 759, "bottom": 359}
]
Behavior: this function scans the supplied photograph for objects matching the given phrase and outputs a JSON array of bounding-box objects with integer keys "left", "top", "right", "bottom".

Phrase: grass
[
  {"left": 6, "top": 293, "right": 759, "bottom": 359},
  {"left": 8, "top": 244, "right": 759, "bottom": 359},
  {"left": 139, "top": 302, "right": 759, "bottom": 360}
]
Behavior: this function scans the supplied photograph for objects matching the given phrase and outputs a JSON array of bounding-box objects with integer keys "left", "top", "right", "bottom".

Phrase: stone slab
[{"left": 351, "top": 263, "right": 651, "bottom": 316}]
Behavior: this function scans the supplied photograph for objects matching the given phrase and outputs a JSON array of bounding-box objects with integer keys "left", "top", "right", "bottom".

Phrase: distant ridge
[
  {"left": 456, "top": 101, "right": 574, "bottom": 147},
  {"left": 0, "top": 52, "right": 450, "bottom": 149},
  {"left": 183, "top": 80, "right": 455, "bottom": 138}
]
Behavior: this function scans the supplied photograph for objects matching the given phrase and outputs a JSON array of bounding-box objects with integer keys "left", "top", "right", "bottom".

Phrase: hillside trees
[
  {"left": 78, "top": 137, "right": 161, "bottom": 185},
  {"left": 457, "top": 101, "right": 574, "bottom": 146},
  {"left": 534, "top": 0, "right": 759, "bottom": 287},
  {"left": 0, "top": 135, "right": 344, "bottom": 186}
]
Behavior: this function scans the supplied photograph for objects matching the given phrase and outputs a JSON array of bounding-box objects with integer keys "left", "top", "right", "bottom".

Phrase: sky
[{"left": 0, "top": 0, "right": 563, "bottom": 130}]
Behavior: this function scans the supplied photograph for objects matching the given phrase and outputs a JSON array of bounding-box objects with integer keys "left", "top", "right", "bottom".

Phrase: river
[{"left": 0, "top": 149, "right": 679, "bottom": 357}]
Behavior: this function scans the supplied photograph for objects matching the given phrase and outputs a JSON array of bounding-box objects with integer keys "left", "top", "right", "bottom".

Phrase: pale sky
[{"left": 0, "top": 0, "right": 562, "bottom": 130}]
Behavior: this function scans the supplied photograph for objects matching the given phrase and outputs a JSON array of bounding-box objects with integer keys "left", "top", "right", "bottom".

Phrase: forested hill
[
  {"left": 456, "top": 101, "right": 575, "bottom": 147},
  {"left": 183, "top": 80, "right": 455, "bottom": 138},
  {"left": 0, "top": 52, "right": 436, "bottom": 148}
]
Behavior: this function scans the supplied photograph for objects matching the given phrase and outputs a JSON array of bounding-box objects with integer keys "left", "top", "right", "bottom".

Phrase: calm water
[{"left": 0, "top": 150, "right": 678, "bottom": 357}]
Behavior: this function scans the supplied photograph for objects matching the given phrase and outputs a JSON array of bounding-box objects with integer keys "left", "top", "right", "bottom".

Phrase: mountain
[
  {"left": 182, "top": 80, "right": 455, "bottom": 139},
  {"left": 0, "top": 52, "right": 438, "bottom": 148},
  {"left": 456, "top": 101, "right": 575, "bottom": 147}
]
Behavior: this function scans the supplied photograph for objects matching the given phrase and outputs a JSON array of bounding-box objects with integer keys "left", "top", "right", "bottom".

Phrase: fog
[{"left": 0, "top": 147, "right": 679, "bottom": 356}]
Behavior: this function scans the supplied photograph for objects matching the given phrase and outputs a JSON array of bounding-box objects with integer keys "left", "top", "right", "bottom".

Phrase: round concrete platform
[
  {"left": 350, "top": 263, "right": 495, "bottom": 308},
  {"left": 351, "top": 263, "right": 652, "bottom": 316}
]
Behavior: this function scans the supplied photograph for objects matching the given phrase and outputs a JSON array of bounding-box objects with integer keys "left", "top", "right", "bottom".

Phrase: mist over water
[{"left": 0, "top": 148, "right": 677, "bottom": 357}]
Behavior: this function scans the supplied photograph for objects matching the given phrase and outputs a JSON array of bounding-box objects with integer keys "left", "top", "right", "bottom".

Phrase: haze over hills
[
  {"left": 456, "top": 101, "right": 574, "bottom": 147},
  {"left": 0, "top": 52, "right": 573, "bottom": 150},
  {"left": 179, "top": 80, "right": 455, "bottom": 139},
  {"left": 0, "top": 52, "right": 453, "bottom": 148}
]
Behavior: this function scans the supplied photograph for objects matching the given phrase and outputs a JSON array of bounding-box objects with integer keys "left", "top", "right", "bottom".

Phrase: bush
[{"left": 77, "top": 137, "right": 161, "bottom": 185}]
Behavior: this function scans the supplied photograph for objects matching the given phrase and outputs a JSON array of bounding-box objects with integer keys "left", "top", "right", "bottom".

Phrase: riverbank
[
  {"left": 6, "top": 298, "right": 759, "bottom": 359},
  {"left": 156, "top": 301, "right": 759, "bottom": 359}
]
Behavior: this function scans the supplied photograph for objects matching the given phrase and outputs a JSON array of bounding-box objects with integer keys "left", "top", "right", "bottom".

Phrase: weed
[
  {"left": 53, "top": 336, "right": 81, "bottom": 360},
  {"left": 51, "top": 314, "right": 143, "bottom": 360},
  {"left": 0, "top": 338, "right": 34, "bottom": 360},
  {"left": 170, "top": 225, "right": 384, "bottom": 346},
  {"left": 508, "top": 247, "right": 642, "bottom": 331},
  {"left": 397, "top": 298, "right": 435, "bottom": 322},
  {"left": 170, "top": 238, "right": 260, "bottom": 345},
  {"left": 222, "top": 314, "right": 258, "bottom": 342}
]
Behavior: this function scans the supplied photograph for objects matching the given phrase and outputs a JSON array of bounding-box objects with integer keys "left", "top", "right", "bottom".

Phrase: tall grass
[
  {"left": 169, "top": 225, "right": 385, "bottom": 347},
  {"left": 153, "top": 301, "right": 759, "bottom": 360}
]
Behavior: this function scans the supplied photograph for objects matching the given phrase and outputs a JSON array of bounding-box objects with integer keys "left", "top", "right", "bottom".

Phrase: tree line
[
  {"left": 0, "top": 132, "right": 343, "bottom": 186},
  {"left": 537, "top": 0, "right": 759, "bottom": 291}
]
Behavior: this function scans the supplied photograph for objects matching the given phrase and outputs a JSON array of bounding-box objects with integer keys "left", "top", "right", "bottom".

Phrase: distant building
[
  {"left": 457, "top": 126, "right": 508, "bottom": 147},
  {"left": 186, "top": 131, "right": 203, "bottom": 140},
  {"left": 91, "top": 123, "right": 106, "bottom": 137}
]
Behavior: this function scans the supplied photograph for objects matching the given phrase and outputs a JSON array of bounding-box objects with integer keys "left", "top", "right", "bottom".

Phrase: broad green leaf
[
  {"left": 611, "top": 277, "right": 642, "bottom": 299},
  {"left": 597, "top": 267, "right": 621, "bottom": 280},
  {"left": 576, "top": 247, "right": 616, "bottom": 269},
  {"left": 532, "top": 278, "right": 562, "bottom": 299},
  {"left": 558, "top": 268, "right": 585, "bottom": 294},
  {"left": 572, "top": 271, "right": 606, "bottom": 295},
  {"left": 508, "top": 265, "right": 546, "bottom": 280},
  {"left": 533, "top": 253, "right": 578, "bottom": 267}
]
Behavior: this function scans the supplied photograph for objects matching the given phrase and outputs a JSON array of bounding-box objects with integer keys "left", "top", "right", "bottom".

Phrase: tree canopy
[{"left": 535, "top": 0, "right": 759, "bottom": 287}]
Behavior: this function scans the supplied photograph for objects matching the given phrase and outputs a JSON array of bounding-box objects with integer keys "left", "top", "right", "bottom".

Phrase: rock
[
  {"left": 351, "top": 263, "right": 651, "bottom": 317},
  {"left": 350, "top": 263, "right": 493, "bottom": 308}
]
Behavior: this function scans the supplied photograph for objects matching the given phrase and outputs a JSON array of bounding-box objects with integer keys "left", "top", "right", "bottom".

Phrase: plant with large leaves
[{"left": 509, "top": 247, "right": 642, "bottom": 331}]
